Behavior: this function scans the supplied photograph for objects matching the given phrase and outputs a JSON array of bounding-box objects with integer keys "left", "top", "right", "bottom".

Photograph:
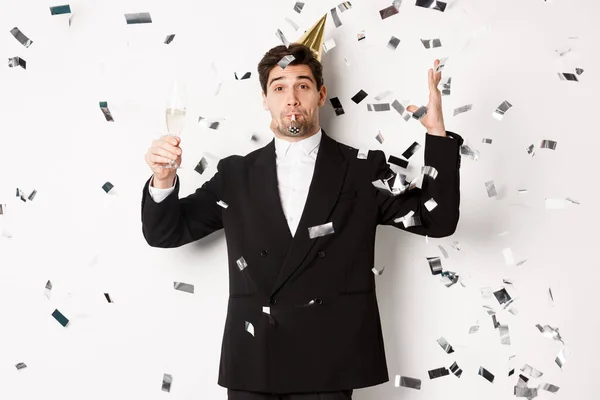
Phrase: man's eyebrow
[{"left": 268, "top": 75, "right": 315, "bottom": 87}]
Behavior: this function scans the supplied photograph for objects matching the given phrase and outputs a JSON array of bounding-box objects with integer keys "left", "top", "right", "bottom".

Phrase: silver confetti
[
  {"left": 435, "top": 57, "right": 449, "bottom": 73},
  {"left": 372, "top": 265, "right": 385, "bottom": 276},
  {"left": 198, "top": 116, "right": 220, "bottom": 130},
  {"left": 453, "top": 104, "right": 472, "bottom": 116},
  {"left": 277, "top": 55, "right": 296, "bottom": 69},
  {"left": 499, "top": 325, "right": 511, "bottom": 345},
  {"left": 449, "top": 361, "right": 463, "bottom": 377},
  {"left": 174, "top": 281, "right": 194, "bottom": 294},
  {"left": 323, "top": 38, "right": 337, "bottom": 53},
  {"left": 125, "top": 12, "right": 152, "bottom": 24},
  {"left": 412, "top": 106, "right": 428, "bottom": 120},
  {"left": 514, "top": 386, "right": 537, "bottom": 398},
  {"left": 438, "top": 245, "right": 448, "bottom": 259},
  {"left": 493, "top": 288, "right": 511, "bottom": 304},
  {"left": 422, "top": 166, "right": 438, "bottom": 180},
  {"left": 482, "top": 138, "right": 493, "bottom": 144},
  {"left": 164, "top": 34, "right": 175, "bottom": 44},
  {"left": 558, "top": 72, "right": 578, "bottom": 82},
  {"left": 555, "top": 347, "right": 569, "bottom": 369},
  {"left": 275, "top": 29, "right": 290, "bottom": 47},
  {"left": 99, "top": 102, "right": 114, "bottom": 122},
  {"left": 375, "top": 131, "right": 385, "bottom": 144},
  {"left": 440, "top": 77, "right": 451, "bottom": 96},
  {"left": 391, "top": 99, "right": 411, "bottom": 121},
  {"left": 387, "top": 36, "right": 401, "bottom": 50},
  {"left": 245, "top": 321, "right": 255, "bottom": 336},
  {"left": 460, "top": 144, "right": 480, "bottom": 161},
  {"left": 357, "top": 30, "right": 366, "bottom": 41},
  {"left": 284, "top": 17, "right": 299, "bottom": 31},
  {"left": 161, "top": 373, "right": 172, "bottom": 392},
  {"left": 421, "top": 38, "right": 442, "bottom": 49},
  {"left": 521, "top": 364, "right": 543, "bottom": 378},
  {"left": 293, "top": 2, "right": 304, "bottom": 13},
  {"left": 375, "top": 90, "right": 393, "bottom": 101},
  {"left": 15, "top": 362, "right": 27, "bottom": 370},
  {"left": 428, "top": 367, "right": 450, "bottom": 379},
  {"left": 485, "top": 180, "right": 497, "bottom": 198},
  {"left": 492, "top": 100, "right": 513, "bottom": 121},
  {"left": 402, "top": 215, "right": 422, "bottom": 228},
  {"left": 357, "top": 149, "right": 369, "bottom": 159},
  {"left": 526, "top": 144, "right": 536, "bottom": 157},
  {"left": 395, "top": 375, "right": 421, "bottom": 389},
  {"left": 469, "top": 321, "right": 480, "bottom": 334},
  {"left": 437, "top": 337, "right": 454, "bottom": 353},
  {"left": 535, "top": 324, "right": 564, "bottom": 343},
  {"left": 331, "top": 7, "right": 342, "bottom": 27},
  {"left": 540, "top": 140, "right": 557, "bottom": 150},
  {"left": 10, "top": 27, "right": 33, "bottom": 48},
  {"left": 262, "top": 306, "right": 270, "bottom": 314},
  {"left": 367, "top": 103, "right": 390, "bottom": 112},
  {"left": 8, "top": 56, "right": 26, "bottom": 69},
  {"left": 478, "top": 366, "right": 495, "bottom": 383},
  {"left": 308, "top": 222, "right": 335, "bottom": 239},
  {"left": 44, "top": 280, "right": 52, "bottom": 299},
  {"left": 424, "top": 198, "right": 438, "bottom": 212},
  {"left": 451, "top": 241, "right": 461, "bottom": 251},
  {"left": 538, "top": 383, "right": 560, "bottom": 393},
  {"left": 234, "top": 72, "right": 251, "bottom": 80},
  {"left": 416, "top": 0, "right": 447, "bottom": 12},
  {"left": 380, "top": 5, "right": 400, "bottom": 20},
  {"left": 338, "top": 2, "right": 352, "bottom": 11},
  {"left": 217, "top": 200, "right": 229, "bottom": 208},
  {"left": 236, "top": 257, "right": 248, "bottom": 271},
  {"left": 427, "top": 256, "right": 443, "bottom": 275}
]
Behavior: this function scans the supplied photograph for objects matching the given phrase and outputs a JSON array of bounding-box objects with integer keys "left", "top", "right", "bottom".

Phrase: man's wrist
[{"left": 426, "top": 125, "right": 447, "bottom": 137}]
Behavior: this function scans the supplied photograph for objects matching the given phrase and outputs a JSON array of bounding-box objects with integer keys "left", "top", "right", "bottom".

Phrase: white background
[{"left": 1, "top": 0, "right": 599, "bottom": 399}]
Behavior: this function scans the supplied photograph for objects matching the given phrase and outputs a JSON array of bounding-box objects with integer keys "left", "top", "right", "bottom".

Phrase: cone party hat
[{"left": 293, "top": 14, "right": 327, "bottom": 63}]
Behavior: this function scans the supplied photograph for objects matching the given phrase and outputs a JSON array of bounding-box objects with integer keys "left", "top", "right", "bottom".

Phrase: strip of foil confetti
[
  {"left": 10, "top": 27, "right": 33, "bottom": 47},
  {"left": 173, "top": 282, "right": 194, "bottom": 294},
  {"left": 308, "top": 222, "right": 335, "bottom": 239},
  {"left": 395, "top": 375, "right": 421, "bottom": 389}
]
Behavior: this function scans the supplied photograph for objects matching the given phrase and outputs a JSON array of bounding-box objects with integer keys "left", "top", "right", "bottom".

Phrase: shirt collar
[{"left": 274, "top": 128, "right": 322, "bottom": 158}]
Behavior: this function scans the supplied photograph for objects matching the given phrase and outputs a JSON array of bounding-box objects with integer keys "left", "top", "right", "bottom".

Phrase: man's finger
[{"left": 406, "top": 105, "right": 419, "bottom": 113}]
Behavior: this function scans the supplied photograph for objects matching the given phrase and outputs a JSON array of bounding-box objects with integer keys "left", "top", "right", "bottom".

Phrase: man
[{"left": 142, "top": 39, "right": 462, "bottom": 399}]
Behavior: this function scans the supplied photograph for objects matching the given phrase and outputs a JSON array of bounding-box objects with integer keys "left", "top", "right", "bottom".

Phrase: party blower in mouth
[{"left": 288, "top": 114, "right": 300, "bottom": 135}]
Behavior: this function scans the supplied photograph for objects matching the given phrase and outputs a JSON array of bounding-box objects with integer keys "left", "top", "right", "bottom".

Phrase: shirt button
[
  {"left": 318, "top": 251, "right": 326, "bottom": 258},
  {"left": 269, "top": 297, "right": 276, "bottom": 305},
  {"left": 315, "top": 298, "right": 323, "bottom": 305},
  {"left": 260, "top": 250, "right": 268, "bottom": 257}
]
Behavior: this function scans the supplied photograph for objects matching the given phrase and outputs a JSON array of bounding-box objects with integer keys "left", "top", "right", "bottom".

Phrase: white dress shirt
[{"left": 148, "top": 129, "right": 322, "bottom": 238}]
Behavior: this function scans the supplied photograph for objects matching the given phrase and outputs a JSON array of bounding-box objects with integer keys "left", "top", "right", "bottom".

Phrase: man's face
[{"left": 262, "top": 64, "right": 327, "bottom": 140}]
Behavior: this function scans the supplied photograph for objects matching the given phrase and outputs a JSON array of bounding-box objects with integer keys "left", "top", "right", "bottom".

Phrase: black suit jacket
[{"left": 141, "top": 129, "right": 463, "bottom": 394}]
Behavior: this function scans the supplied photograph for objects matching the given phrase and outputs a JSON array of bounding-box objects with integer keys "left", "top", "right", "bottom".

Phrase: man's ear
[
  {"left": 262, "top": 91, "right": 269, "bottom": 111},
  {"left": 318, "top": 84, "right": 327, "bottom": 107}
]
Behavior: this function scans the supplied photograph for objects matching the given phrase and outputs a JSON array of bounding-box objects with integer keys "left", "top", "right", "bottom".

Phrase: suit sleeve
[
  {"left": 141, "top": 159, "right": 225, "bottom": 248},
  {"left": 375, "top": 131, "right": 463, "bottom": 238}
]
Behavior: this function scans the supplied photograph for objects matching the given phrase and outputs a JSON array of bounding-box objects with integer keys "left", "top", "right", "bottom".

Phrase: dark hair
[{"left": 257, "top": 43, "right": 324, "bottom": 95}]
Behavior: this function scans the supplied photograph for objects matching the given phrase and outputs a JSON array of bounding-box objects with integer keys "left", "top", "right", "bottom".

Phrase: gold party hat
[{"left": 293, "top": 14, "right": 327, "bottom": 63}]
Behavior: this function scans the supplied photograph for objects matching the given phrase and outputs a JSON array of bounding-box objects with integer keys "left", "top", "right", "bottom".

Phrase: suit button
[
  {"left": 315, "top": 298, "right": 323, "bottom": 305},
  {"left": 260, "top": 250, "right": 268, "bottom": 257},
  {"left": 269, "top": 297, "right": 276, "bottom": 305},
  {"left": 318, "top": 251, "right": 326, "bottom": 258}
]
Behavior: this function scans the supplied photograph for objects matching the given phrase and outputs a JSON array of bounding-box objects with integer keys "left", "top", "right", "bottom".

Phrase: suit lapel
[{"left": 270, "top": 130, "right": 348, "bottom": 296}]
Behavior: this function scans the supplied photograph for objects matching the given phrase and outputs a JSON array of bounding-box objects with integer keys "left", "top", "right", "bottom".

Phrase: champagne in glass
[{"left": 164, "top": 78, "right": 187, "bottom": 169}]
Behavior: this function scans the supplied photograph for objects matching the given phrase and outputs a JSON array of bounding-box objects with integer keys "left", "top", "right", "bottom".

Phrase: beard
[{"left": 275, "top": 114, "right": 316, "bottom": 138}]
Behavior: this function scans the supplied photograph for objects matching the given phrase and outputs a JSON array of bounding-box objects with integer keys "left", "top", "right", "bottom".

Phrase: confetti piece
[
  {"left": 435, "top": 57, "right": 449, "bottom": 73},
  {"left": 526, "top": 144, "right": 536, "bottom": 157},
  {"left": 217, "top": 200, "right": 229, "bottom": 209},
  {"left": 372, "top": 266, "right": 385, "bottom": 276},
  {"left": 521, "top": 364, "right": 543, "bottom": 378},
  {"left": 198, "top": 117, "right": 220, "bottom": 129},
  {"left": 499, "top": 325, "right": 511, "bottom": 345},
  {"left": 493, "top": 288, "right": 511, "bottom": 304},
  {"left": 485, "top": 180, "right": 497, "bottom": 198},
  {"left": 422, "top": 166, "right": 438, "bottom": 180},
  {"left": 44, "top": 280, "right": 53, "bottom": 299},
  {"left": 8, "top": 56, "right": 27, "bottom": 70},
  {"left": 416, "top": 0, "right": 447, "bottom": 12},
  {"left": 27, "top": 189, "right": 37, "bottom": 201},
  {"left": 425, "top": 198, "right": 438, "bottom": 212},
  {"left": 174, "top": 282, "right": 194, "bottom": 294},
  {"left": 374, "top": 91, "right": 393, "bottom": 101},
  {"left": 125, "top": 12, "right": 152, "bottom": 24},
  {"left": 164, "top": 34, "right": 175, "bottom": 44},
  {"left": 454, "top": 104, "right": 472, "bottom": 116},
  {"left": 437, "top": 337, "right": 454, "bottom": 353},
  {"left": 293, "top": 2, "right": 304, "bottom": 13},
  {"left": 357, "top": 30, "right": 366, "bottom": 41},
  {"left": 323, "top": 38, "right": 336, "bottom": 53},
  {"left": 50, "top": 5, "right": 71, "bottom": 15},
  {"left": 275, "top": 29, "right": 290, "bottom": 47},
  {"left": 375, "top": 131, "right": 385, "bottom": 144},
  {"left": 469, "top": 322, "right": 480, "bottom": 334},
  {"left": 482, "top": 138, "right": 493, "bottom": 144},
  {"left": 395, "top": 375, "right": 421, "bottom": 389},
  {"left": 351, "top": 89, "right": 368, "bottom": 104},
  {"left": 558, "top": 72, "right": 578, "bottom": 82},
  {"left": 428, "top": 367, "right": 449, "bottom": 379},
  {"left": 262, "top": 306, "right": 270, "bottom": 314},
  {"left": 357, "top": 149, "right": 369, "bottom": 159},
  {"left": 387, "top": 36, "right": 401, "bottom": 50},
  {"left": 460, "top": 144, "right": 479, "bottom": 161},
  {"left": 535, "top": 324, "right": 564, "bottom": 343},
  {"left": 338, "top": 2, "right": 352, "bottom": 11},
  {"left": 330, "top": 97, "right": 345, "bottom": 116},
  {"left": 421, "top": 38, "right": 442, "bottom": 49},
  {"left": 438, "top": 245, "right": 449, "bottom": 259},
  {"left": 478, "top": 366, "right": 495, "bottom": 383},
  {"left": 540, "top": 140, "right": 557, "bottom": 150},
  {"left": 492, "top": 100, "right": 513, "bottom": 121},
  {"left": 538, "top": 383, "right": 560, "bottom": 393},
  {"left": 391, "top": 100, "right": 410, "bottom": 121},
  {"left": 15, "top": 362, "right": 27, "bottom": 370},
  {"left": 308, "top": 222, "right": 334, "bottom": 239},
  {"left": 412, "top": 106, "right": 428, "bottom": 120},
  {"left": 52, "top": 309, "right": 69, "bottom": 327},
  {"left": 161, "top": 373, "right": 172, "bottom": 392},
  {"left": 99, "top": 101, "right": 114, "bottom": 122},
  {"left": 234, "top": 72, "right": 251, "bottom": 80},
  {"left": 194, "top": 157, "right": 209, "bottom": 175},
  {"left": 10, "top": 27, "right": 33, "bottom": 48},
  {"left": 440, "top": 77, "right": 451, "bottom": 95},
  {"left": 388, "top": 155, "right": 408, "bottom": 169},
  {"left": 402, "top": 142, "right": 421, "bottom": 159},
  {"left": 102, "top": 182, "right": 114, "bottom": 193},
  {"left": 104, "top": 293, "right": 113, "bottom": 303},
  {"left": 245, "top": 321, "right": 255, "bottom": 336},
  {"left": 236, "top": 257, "right": 248, "bottom": 271},
  {"left": 277, "top": 55, "right": 296, "bottom": 69},
  {"left": 555, "top": 347, "right": 569, "bottom": 369},
  {"left": 367, "top": 103, "right": 390, "bottom": 112},
  {"left": 380, "top": 4, "right": 400, "bottom": 19},
  {"left": 331, "top": 7, "right": 342, "bottom": 27},
  {"left": 427, "top": 256, "right": 442, "bottom": 275}
]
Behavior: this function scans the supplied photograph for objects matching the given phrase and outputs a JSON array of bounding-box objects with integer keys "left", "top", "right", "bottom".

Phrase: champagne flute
[{"left": 164, "top": 78, "right": 187, "bottom": 169}]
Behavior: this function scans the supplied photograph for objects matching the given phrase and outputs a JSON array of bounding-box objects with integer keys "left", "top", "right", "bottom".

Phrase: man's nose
[{"left": 286, "top": 93, "right": 300, "bottom": 106}]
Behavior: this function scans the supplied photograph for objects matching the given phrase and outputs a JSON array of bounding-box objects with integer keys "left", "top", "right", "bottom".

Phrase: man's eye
[
  {"left": 274, "top": 87, "right": 282, "bottom": 91},
  {"left": 300, "top": 84, "right": 308, "bottom": 89}
]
